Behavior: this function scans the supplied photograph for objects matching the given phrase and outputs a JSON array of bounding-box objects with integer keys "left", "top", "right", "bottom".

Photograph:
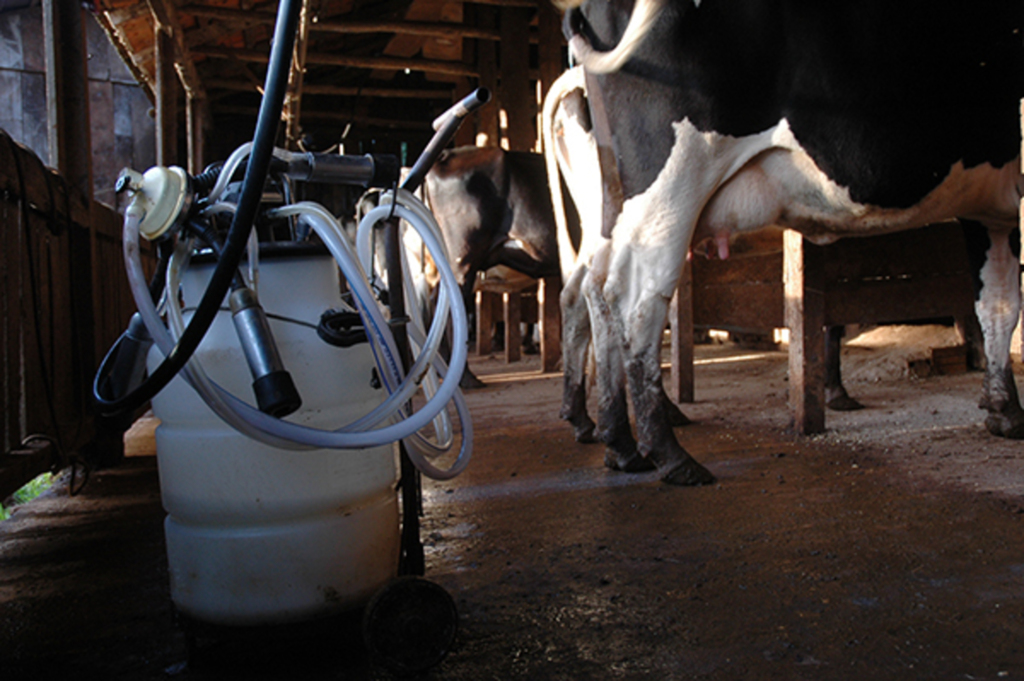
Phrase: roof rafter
[
  {"left": 193, "top": 45, "right": 480, "bottom": 78},
  {"left": 146, "top": 0, "right": 207, "bottom": 100}
]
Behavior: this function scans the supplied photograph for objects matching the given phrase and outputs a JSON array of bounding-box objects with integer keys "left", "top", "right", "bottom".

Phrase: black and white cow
[
  {"left": 544, "top": 65, "right": 868, "bottom": 462},
  {"left": 422, "top": 146, "right": 563, "bottom": 384},
  {"left": 545, "top": 66, "right": 692, "bottom": 458},
  {"left": 561, "top": 0, "right": 1024, "bottom": 485},
  {"left": 424, "top": 146, "right": 562, "bottom": 304}
]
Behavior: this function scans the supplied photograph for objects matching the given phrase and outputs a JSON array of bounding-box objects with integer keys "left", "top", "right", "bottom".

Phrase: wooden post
[
  {"left": 475, "top": 7, "right": 499, "bottom": 146},
  {"left": 670, "top": 261, "right": 694, "bottom": 403},
  {"left": 43, "top": 0, "right": 92, "bottom": 195},
  {"left": 539, "top": 276, "right": 561, "bottom": 373},
  {"left": 43, "top": 1, "right": 99, "bottom": 450},
  {"left": 537, "top": 0, "right": 564, "bottom": 117},
  {"left": 476, "top": 290, "right": 495, "bottom": 355},
  {"left": 499, "top": 7, "right": 533, "bottom": 151},
  {"left": 503, "top": 291, "right": 522, "bottom": 363},
  {"left": 186, "top": 96, "right": 206, "bottom": 175},
  {"left": 784, "top": 229, "right": 826, "bottom": 435},
  {"left": 452, "top": 78, "right": 477, "bottom": 148},
  {"left": 1019, "top": 99, "right": 1024, "bottom": 358},
  {"left": 155, "top": 24, "right": 178, "bottom": 166},
  {"left": 284, "top": 0, "right": 311, "bottom": 149}
]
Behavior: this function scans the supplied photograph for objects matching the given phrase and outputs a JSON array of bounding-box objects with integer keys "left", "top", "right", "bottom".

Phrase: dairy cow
[
  {"left": 561, "top": 0, "right": 1024, "bottom": 485},
  {"left": 544, "top": 66, "right": 867, "bottom": 463},
  {"left": 424, "top": 146, "right": 561, "bottom": 305},
  {"left": 421, "top": 146, "right": 563, "bottom": 384},
  {"left": 544, "top": 67, "right": 690, "bottom": 460}
]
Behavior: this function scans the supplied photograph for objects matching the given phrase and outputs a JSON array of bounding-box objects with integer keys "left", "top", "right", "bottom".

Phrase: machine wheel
[{"left": 362, "top": 576, "right": 458, "bottom": 675}]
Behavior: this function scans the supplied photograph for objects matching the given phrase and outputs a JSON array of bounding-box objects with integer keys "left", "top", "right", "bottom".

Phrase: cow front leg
[
  {"left": 969, "top": 224, "right": 1024, "bottom": 438},
  {"left": 624, "top": 293, "right": 715, "bottom": 486},
  {"left": 559, "top": 267, "right": 597, "bottom": 443}
]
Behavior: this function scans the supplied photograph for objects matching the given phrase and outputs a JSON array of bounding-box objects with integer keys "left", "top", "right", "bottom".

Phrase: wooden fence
[{"left": 0, "top": 129, "right": 148, "bottom": 501}]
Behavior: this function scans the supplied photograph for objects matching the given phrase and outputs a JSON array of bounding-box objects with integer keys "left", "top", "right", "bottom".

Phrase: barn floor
[{"left": 2, "top": 330, "right": 1024, "bottom": 680}]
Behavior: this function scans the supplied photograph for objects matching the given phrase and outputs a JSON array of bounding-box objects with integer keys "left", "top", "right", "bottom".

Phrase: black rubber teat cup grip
[{"left": 229, "top": 287, "right": 302, "bottom": 417}]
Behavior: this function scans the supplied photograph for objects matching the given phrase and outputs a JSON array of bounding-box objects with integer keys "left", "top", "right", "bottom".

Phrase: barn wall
[{"left": 0, "top": 6, "right": 155, "bottom": 209}]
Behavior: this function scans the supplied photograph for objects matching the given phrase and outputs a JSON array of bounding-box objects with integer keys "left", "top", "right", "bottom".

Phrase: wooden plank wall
[
  {"left": 0, "top": 131, "right": 145, "bottom": 501},
  {"left": 0, "top": 8, "right": 49, "bottom": 163},
  {"left": 0, "top": 6, "right": 155, "bottom": 210}
]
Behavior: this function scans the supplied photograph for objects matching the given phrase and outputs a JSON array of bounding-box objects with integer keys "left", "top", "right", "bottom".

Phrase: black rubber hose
[
  {"left": 191, "top": 162, "right": 224, "bottom": 197},
  {"left": 94, "top": 0, "right": 302, "bottom": 415}
]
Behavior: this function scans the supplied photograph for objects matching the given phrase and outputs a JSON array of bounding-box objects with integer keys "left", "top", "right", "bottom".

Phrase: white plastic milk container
[{"left": 149, "top": 251, "right": 399, "bottom": 626}]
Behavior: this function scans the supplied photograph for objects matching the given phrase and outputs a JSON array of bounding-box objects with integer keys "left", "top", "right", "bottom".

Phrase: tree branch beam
[
  {"left": 146, "top": 0, "right": 207, "bottom": 101},
  {"left": 193, "top": 45, "right": 479, "bottom": 78},
  {"left": 206, "top": 78, "right": 453, "bottom": 99}
]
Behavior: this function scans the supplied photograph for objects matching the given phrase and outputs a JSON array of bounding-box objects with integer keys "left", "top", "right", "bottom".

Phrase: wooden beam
[
  {"left": 313, "top": 19, "right": 501, "bottom": 42},
  {"left": 784, "top": 229, "right": 826, "bottom": 435},
  {"left": 43, "top": 0, "right": 93, "bottom": 197},
  {"left": 670, "top": 262, "right": 694, "bottom": 403},
  {"left": 93, "top": 10, "right": 154, "bottom": 100},
  {"left": 503, "top": 291, "right": 522, "bottom": 363},
  {"left": 146, "top": 0, "right": 207, "bottom": 101},
  {"left": 476, "top": 6, "right": 499, "bottom": 146},
  {"left": 186, "top": 96, "right": 206, "bottom": 174},
  {"left": 181, "top": 5, "right": 278, "bottom": 27},
  {"left": 206, "top": 78, "right": 453, "bottom": 99},
  {"left": 42, "top": 1, "right": 98, "bottom": 446},
  {"left": 285, "top": 0, "right": 313, "bottom": 149},
  {"left": 537, "top": 0, "right": 564, "bottom": 104},
  {"left": 183, "top": 0, "right": 538, "bottom": 23},
  {"left": 476, "top": 291, "right": 497, "bottom": 355},
  {"left": 452, "top": 77, "right": 477, "bottom": 147},
  {"left": 0, "top": 441, "right": 55, "bottom": 506},
  {"left": 539, "top": 276, "right": 561, "bottom": 373},
  {"left": 155, "top": 22, "right": 179, "bottom": 166},
  {"left": 466, "top": 0, "right": 538, "bottom": 6},
  {"left": 184, "top": 15, "right": 244, "bottom": 51},
  {"left": 193, "top": 45, "right": 479, "bottom": 78},
  {"left": 181, "top": 7, "right": 544, "bottom": 43},
  {"left": 500, "top": 6, "right": 533, "bottom": 150},
  {"left": 216, "top": 105, "right": 432, "bottom": 130}
]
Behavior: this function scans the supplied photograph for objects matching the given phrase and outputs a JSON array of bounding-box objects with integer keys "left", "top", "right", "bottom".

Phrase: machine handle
[
  {"left": 402, "top": 88, "right": 491, "bottom": 193},
  {"left": 282, "top": 152, "right": 400, "bottom": 188}
]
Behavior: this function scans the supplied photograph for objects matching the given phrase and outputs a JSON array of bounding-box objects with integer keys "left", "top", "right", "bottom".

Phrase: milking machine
[{"left": 92, "top": 0, "right": 488, "bottom": 672}]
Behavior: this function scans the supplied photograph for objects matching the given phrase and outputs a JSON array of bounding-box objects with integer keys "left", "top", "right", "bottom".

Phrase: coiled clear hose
[{"left": 123, "top": 180, "right": 472, "bottom": 479}]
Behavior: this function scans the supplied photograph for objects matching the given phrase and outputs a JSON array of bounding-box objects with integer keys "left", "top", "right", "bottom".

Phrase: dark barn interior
[{"left": 1, "top": 2, "right": 1023, "bottom": 679}]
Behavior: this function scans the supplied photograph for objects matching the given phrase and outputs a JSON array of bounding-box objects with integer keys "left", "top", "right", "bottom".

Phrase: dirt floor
[{"left": 2, "top": 326, "right": 1024, "bottom": 680}]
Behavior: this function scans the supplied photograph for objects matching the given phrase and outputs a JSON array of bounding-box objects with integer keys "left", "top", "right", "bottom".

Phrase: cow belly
[{"left": 695, "top": 123, "right": 1023, "bottom": 247}]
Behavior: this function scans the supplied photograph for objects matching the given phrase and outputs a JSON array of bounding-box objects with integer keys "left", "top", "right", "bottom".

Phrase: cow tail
[
  {"left": 567, "top": 0, "right": 665, "bottom": 75},
  {"left": 542, "top": 67, "right": 586, "bottom": 282}
]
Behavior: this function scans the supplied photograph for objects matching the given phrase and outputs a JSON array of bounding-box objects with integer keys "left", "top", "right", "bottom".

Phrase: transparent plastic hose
[
  {"left": 123, "top": 186, "right": 472, "bottom": 478},
  {"left": 123, "top": 206, "right": 304, "bottom": 450}
]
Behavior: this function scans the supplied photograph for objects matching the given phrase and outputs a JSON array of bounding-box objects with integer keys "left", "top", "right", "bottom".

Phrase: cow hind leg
[
  {"left": 559, "top": 269, "right": 597, "bottom": 443},
  {"left": 582, "top": 259, "right": 652, "bottom": 472},
  {"left": 661, "top": 385, "right": 692, "bottom": 425},
  {"left": 825, "top": 325, "right": 864, "bottom": 411},
  {"left": 964, "top": 221, "right": 1024, "bottom": 438},
  {"left": 622, "top": 293, "right": 715, "bottom": 486}
]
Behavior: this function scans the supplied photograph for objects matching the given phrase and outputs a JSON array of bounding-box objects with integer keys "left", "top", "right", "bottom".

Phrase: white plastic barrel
[{"left": 148, "top": 251, "right": 400, "bottom": 626}]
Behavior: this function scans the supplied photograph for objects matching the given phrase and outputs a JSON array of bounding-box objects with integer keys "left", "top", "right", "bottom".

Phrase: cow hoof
[
  {"left": 459, "top": 371, "right": 487, "bottom": 390},
  {"left": 826, "top": 392, "right": 865, "bottom": 411},
  {"left": 984, "top": 412, "right": 1024, "bottom": 439},
  {"left": 604, "top": 449, "right": 656, "bottom": 473},
  {"left": 522, "top": 342, "right": 539, "bottom": 356},
  {"left": 659, "top": 459, "right": 716, "bottom": 486},
  {"left": 574, "top": 421, "right": 598, "bottom": 444}
]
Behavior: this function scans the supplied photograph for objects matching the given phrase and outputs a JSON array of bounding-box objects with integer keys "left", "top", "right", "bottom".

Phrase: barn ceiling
[{"left": 93, "top": 0, "right": 553, "bottom": 153}]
